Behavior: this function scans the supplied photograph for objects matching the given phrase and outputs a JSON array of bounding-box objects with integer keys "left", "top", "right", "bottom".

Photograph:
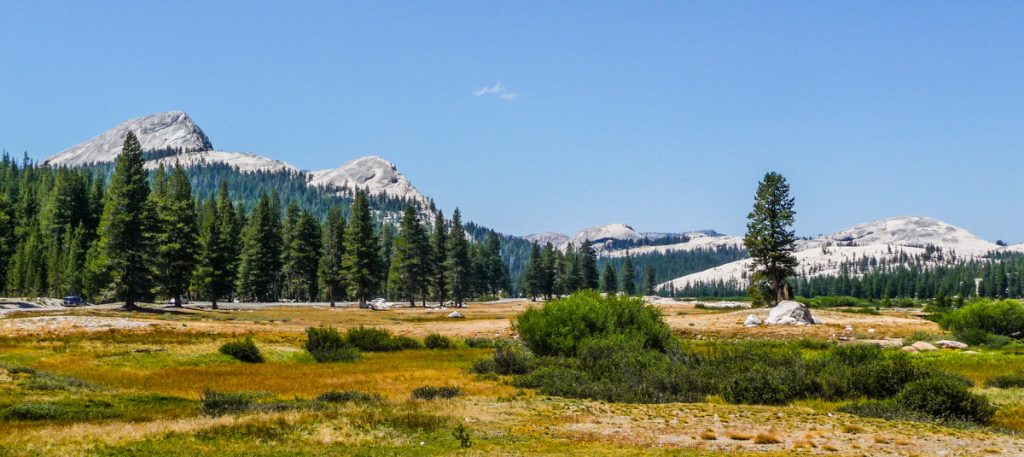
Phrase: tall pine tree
[
  {"left": 156, "top": 165, "right": 199, "bottom": 306},
  {"left": 93, "top": 132, "right": 155, "bottom": 309},
  {"left": 743, "top": 171, "right": 798, "bottom": 305},
  {"left": 446, "top": 208, "right": 471, "bottom": 306},
  {"left": 343, "top": 191, "right": 382, "bottom": 307},
  {"left": 318, "top": 205, "right": 346, "bottom": 307}
]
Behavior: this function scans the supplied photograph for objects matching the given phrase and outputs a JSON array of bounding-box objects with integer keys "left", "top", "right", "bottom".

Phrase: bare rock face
[
  {"left": 910, "top": 341, "right": 938, "bottom": 351},
  {"left": 744, "top": 314, "right": 762, "bottom": 327},
  {"left": 308, "top": 156, "right": 429, "bottom": 204},
  {"left": 766, "top": 300, "right": 817, "bottom": 325},
  {"left": 935, "top": 340, "right": 968, "bottom": 350},
  {"left": 46, "top": 111, "right": 213, "bottom": 166}
]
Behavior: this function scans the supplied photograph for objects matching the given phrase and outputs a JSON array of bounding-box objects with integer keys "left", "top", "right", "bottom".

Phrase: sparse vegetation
[
  {"left": 412, "top": 386, "right": 462, "bottom": 400},
  {"left": 345, "top": 326, "right": 421, "bottom": 351}
]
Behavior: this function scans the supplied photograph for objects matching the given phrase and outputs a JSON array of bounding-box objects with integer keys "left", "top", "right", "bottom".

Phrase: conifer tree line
[
  {"left": 520, "top": 239, "right": 652, "bottom": 299},
  {"left": 0, "top": 133, "right": 508, "bottom": 306}
]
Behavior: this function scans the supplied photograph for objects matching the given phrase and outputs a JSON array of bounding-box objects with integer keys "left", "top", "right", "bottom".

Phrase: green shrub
[
  {"left": 516, "top": 291, "right": 672, "bottom": 357},
  {"left": 411, "top": 386, "right": 462, "bottom": 400},
  {"left": 424, "top": 333, "right": 454, "bottom": 349},
  {"left": 199, "top": 390, "right": 290, "bottom": 416},
  {"left": 3, "top": 403, "right": 64, "bottom": 420},
  {"left": 492, "top": 341, "right": 534, "bottom": 375},
  {"left": 986, "top": 374, "right": 1024, "bottom": 389},
  {"left": 895, "top": 377, "right": 995, "bottom": 423},
  {"left": 345, "top": 327, "right": 421, "bottom": 352},
  {"left": 315, "top": 390, "right": 382, "bottom": 404},
  {"left": 305, "top": 326, "right": 360, "bottom": 362},
  {"left": 453, "top": 423, "right": 472, "bottom": 448},
  {"left": 219, "top": 336, "right": 264, "bottom": 363},
  {"left": 464, "top": 337, "right": 496, "bottom": 348},
  {"left": 722, "top": 365, "right": 801, "bottom": 405},
  {"left": 21, "top": 372, "right": 95, "bottom": 391},
  {"left": 837, "top": 399, "right": 932, "bottom": 422},
  {"left": 471, "top": 359, "right": 497, "bottom": 374},
  {"left": 944, "top": 299, "right": 1024, "bottom": 341}
]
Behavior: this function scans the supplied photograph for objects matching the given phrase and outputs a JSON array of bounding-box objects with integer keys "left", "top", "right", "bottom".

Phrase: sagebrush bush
[
  {"left": 986, "top": 374, "right": 1024, "bottom": 389},
  {"left": 424, "top": 333, "right": 454, "bottom": 349},
  {"left": 471, "top": 359, "right": 497, "bottom": 374},
  {"left": 411, "top": 386, "right": 462, "bottom": 400},
  {"left": 722, "top": 365, "right": 800, "bottom": 405},
  {"left": 895, "top": 377, "right": 994, "bottom": 423},
  {"left": 464, "top": 337, "right": 496, "bottom": 348},
  {"left": 492, "top": 341, "right": 534, "bottom": 375},
  {"left": 305, "top": 326, "right": 360, "bottom": 362},
  {"left": 315, "top": 390, "right": 382, "bottom": 404},
  {"left": 944, "top": 299, "right": 1024, "bottom": 341},
  {"left": 201, "top": 390, "right": 262, "bottom": 416},
  {"left": 219, "top": 336, "right": 264, "bottom": 363},
  {"left": 516, "top": 291, "right": 672, "bottom": 357},
  {"left": 345, "top": 327, "right": 421, "bottom": 352}
]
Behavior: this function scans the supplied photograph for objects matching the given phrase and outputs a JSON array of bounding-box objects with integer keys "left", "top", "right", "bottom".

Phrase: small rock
[
  {"left": 901, "top": 346, "right": 919, "bottom": 353},
  {"left": 910, "top": 341, "right": 938, "bottom": 351},
  {"left": 743, "top": 314, "right": 762, "bottom": 327},
  {"left": 447, "top": 311, "right": 464, "bottom": 319},
  {"left": 963, "top": 350, "right": 980, "bottom": 355},
  {"left": 0, "top": 368, "right": 11, "bottom": 383},
  {"left": 844, "top": 325, "right": 854, "bottom": 332},
  {"left": 867, "top": 328, "right": 876, "bottom": 334},
  {"left": 935, "top": 340, "right": 968, "bottom": 350}
]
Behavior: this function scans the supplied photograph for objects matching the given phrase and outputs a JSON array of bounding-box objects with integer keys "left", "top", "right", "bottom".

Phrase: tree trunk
[
  {"left": 174, "top": 294, "right": 182, "bottom": 307},
  {"left": 211, "top": 298, "right": 218, "bottom": 310},
  {"left": 329, "top": 286, "right": 336, "bottom": 308}
]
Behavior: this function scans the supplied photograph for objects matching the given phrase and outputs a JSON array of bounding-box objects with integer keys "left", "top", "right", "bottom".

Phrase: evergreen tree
[
  {"left": 580, "top": 240, "right": 599, "bottom": 290},
  {"left": 621, "top": 254, "right": 637, "bottom": 295},
  {"left": 540, "top": 242, "right": 556, "bottom": 299},
  {"left": 563, "top": 243, "right": 582, "bottom": 293},
  {"left": 283, "top": 210, "right": 322, "bottom": 301},
  {"left": 430, "top": 210, "right": 447, "bottom": 303},
  {"left": 523, "top": 241, "right": 544, "bottom": 300},
  {"left": 343, "top": 191, "right": 381, "bottom": 307},
  {"left": 156, "top": 165, "right": 199, "bottom": 306},
  {"left": 318, "top": 205, "right": 346, "bottom": 306},
  {"left": 446, "top": 208, "right": 471, "bottom": 306},
  {"left": 388, "top": 207, "right": 430, "bottom": 306},
  {"left": 93, "top": 132, "right": 155, "bottom": 309},
  {"left": 600, "top": 263, "right": 618, "bottom": 294},
  {"left": 237, "top": 192, "right": 284, "bottom": 302},
  {"left": 194, "top": 181, "right": 237, "bottom": 309},
  {"left": 642, "top": 265, "right": 657, "bottom": 295},
  {"left": 743, "top": 171, "right": 798, "bottom": 305}
]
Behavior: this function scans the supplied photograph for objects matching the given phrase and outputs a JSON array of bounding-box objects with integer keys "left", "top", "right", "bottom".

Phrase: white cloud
[{"left": 473, "top": 82, "right": 518, "bottom": 100}]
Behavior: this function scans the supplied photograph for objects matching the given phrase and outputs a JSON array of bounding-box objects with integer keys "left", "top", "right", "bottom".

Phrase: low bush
[
  {"left": 315, "top": 390, "right": 382, "bottom": 404},
  {"left": 986, "top": 374, "right": 1024, "bottom": 389},
  {"left": 895, "top": 377, "right": 994, "bottom": 423},
  {"left": 492, "top": 341, "right": 534, "bottom": 375},
  {"left": 200, "top": 389, "right": 290, "bottom": 416},
  {"left": 345, "top": 327, "right": 421, "bottom": 352},
  {"left": 944, "top": 299, "right": 1024, "bottom": 341},
  {"left": 516, "top": 291, "right": 672, "bottom": 357},
  {"left": 219, "top": 336, "right": 264, "bottom": 363},
  {"left": 411, "top": 386, "right": 461, "bottom": 400},
  {"left": 722, "top": 364, "right": 801, "bottom": 405},
  {"left": 424, "top": 333, "right": 454, "bottom": 349},
  {"left": 837, "top": 399, "right": 931, "bottom": 422},
  {"left": 3, "top": 403, "right": 64, "bottom": 420},
  {"left": 464, "top": 337, "right": 496, "bottom": 348},
  {"left": 305, "top": 326, "right": 359, "bottom": 362},
  {"left": 21, "top": 371, "right": 95, "bottom": 391},
  {"left": 471, "top": 359, "right": 497, "bottom": 374}
]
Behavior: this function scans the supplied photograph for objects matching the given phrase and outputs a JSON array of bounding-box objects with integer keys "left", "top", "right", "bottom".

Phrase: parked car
[{"left": 63, "top": 295, "right": 85, "bottom": 306}]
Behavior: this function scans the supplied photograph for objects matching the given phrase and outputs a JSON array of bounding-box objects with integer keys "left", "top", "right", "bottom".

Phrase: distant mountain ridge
[{"left": 44, "top": 111, "right": 428, "bottom": 205}]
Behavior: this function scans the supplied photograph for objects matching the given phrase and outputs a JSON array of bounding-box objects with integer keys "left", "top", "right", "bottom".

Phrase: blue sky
[{"left": 1, "top": 1, "right": 1022, "bottom": 241}]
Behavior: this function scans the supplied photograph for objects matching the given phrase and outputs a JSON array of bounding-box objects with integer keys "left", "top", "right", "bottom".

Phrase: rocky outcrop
[
  {"left": 765, "top": 301, "right": 818, "bottom": 325},
  {"left": 46, "top": 111, "right": 212, "bottom": 166}
]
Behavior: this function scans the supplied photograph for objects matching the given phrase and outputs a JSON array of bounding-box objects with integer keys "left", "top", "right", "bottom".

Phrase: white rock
[
  {"left": 46, "top": 111, "right": 213, "bottom": 167},
  {"left": 935, "top": 340, "right": 968, "bottom": 350},
  {"left": 308, "top": 156, "right": 429, "bottom": 205},
  {"left": 901, "top": 346, "right": 919, "bottom": 353},
  {"left": 766, "top": 301, "right": 817, "bottom": 325},
  {"left": 743, "top": 314, "right": 762, "bottom": 327},
  {"left": 845, "top": 325, "right": 854, "bottom": 332},
  {"left": 910, "top": 341, "right": 938, "bottom": 351},
  {"left": 447, "top": 311, "right": 464, "bottom": 319}
]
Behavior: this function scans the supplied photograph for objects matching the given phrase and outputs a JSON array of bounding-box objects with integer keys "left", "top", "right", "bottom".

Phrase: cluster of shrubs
[
  {"left": 940, "top": 299, "right": 1024, "bottom": 347},
  {"left": 481, "top": 292, "right": 997, "bottom": 424},
  {"left": 986, "top": 373, "right": 1024, "bottom": 389},
  {"left": 411, "top": 386, "right": 462, "bottom": 400},
  {"left": 303, "top": 327, "right": 463, "bottom": 362},
  {"left": 201, "top": 389, "right": 382, "bottom": 416}
]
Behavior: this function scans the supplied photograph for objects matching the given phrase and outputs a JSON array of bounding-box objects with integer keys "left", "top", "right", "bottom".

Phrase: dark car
[{"left": 64, "top": 295, "right": 85, "bottom": 306}]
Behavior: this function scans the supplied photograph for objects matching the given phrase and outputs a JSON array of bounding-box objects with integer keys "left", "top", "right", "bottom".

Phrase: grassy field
[{"left": 1, "top": 300, "right": 1023, "bottom": 456}]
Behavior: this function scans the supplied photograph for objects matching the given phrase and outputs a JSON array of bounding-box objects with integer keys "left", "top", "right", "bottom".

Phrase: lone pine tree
[{"left": 743, "top": 171, "right": 798, "bottom": 305}]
